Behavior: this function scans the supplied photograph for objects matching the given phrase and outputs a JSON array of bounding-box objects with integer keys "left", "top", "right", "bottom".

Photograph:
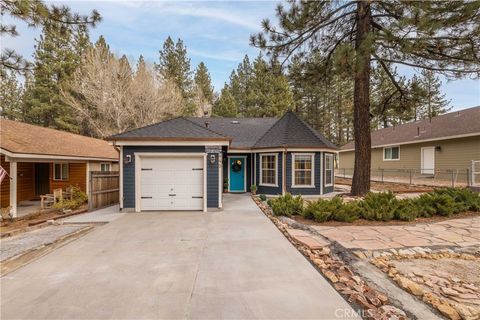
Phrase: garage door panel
[{"left": 139, "top": 155, "right": 204, "bottom": 211}]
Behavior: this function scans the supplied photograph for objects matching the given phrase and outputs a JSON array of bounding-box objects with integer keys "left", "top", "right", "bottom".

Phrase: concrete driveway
[{"left": 1, "top": 194, "right": 355, "bottom": 319}]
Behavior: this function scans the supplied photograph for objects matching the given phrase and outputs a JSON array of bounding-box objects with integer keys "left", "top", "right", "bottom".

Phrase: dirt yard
[
  {"left": 335, "top": 177, "right": 435, "bottom": 193},
  {"left": 0, "top": 205, "right": 87, "bottom": 235},
  {"left": 291, "top": 210, "right": 480, "bottom": 227}
]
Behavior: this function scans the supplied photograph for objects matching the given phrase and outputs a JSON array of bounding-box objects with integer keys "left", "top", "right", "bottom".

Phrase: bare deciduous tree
[{"left": 62, "top": 44, "right": 185, "bottom": 138}]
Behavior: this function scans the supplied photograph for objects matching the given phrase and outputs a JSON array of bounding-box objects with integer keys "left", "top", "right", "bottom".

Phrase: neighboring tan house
[
  {"left": 338, "top": 106, "right": 480, "bottom": 183},
  {"left": 0, "top": 119, "right": 119, "bottom": 217},
  {"left": 107, "top": 111, "right": 338, "bottom": 212}
]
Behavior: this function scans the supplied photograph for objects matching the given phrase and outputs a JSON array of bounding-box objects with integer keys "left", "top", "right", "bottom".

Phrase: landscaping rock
[{"left": 437, "top": 303, "right": 461, "bottom": 320}]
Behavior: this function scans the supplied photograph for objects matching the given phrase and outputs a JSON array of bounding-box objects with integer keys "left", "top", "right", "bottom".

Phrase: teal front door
[{"left": 229, "top": 157, "right": 245, "bottom": 192}]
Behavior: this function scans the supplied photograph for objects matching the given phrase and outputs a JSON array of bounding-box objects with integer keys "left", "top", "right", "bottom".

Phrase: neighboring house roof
[
  {"left": 108, "top": 118, "right": 230, "bottom": 141},
  {"left": 109, "top": 111, "right": 338, "bottom": 150},
  {"left": 0, "top": 119, "right": 118, "bottom": 160},
  {"left": 187, "top": 117, "right": 278, "bottom": 149},
  {"left": 340, "top": 106, "right": 480, "bottom": 151},
  {"left": 253, "top": 111, "right": 338, "bottom": 149}
]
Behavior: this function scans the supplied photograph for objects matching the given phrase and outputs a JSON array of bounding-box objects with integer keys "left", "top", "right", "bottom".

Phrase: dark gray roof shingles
[
  {"left": 110, "top": 112, "right": 337, "bottom": 150},
  {"left": 253, "top": 111, "right": 338, "bottom": 149},
  {"left": 109, "top": 117, "right": 228, "bottom": 140},
  {"left": 187, "top": 117, "right": 277, "bottom": 148}
]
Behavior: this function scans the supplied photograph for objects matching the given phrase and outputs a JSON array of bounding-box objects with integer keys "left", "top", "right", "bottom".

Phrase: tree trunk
[{"left": 351, "top": 1, "right": 372, "bottom": 196}]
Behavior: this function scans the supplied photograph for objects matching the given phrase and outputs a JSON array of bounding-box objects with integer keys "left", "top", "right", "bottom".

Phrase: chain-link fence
[{"left": 336, "top": 167, "right": 472, "bottom": 188}]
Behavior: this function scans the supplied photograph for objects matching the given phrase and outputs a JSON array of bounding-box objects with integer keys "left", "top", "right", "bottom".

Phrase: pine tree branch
[{"left": 374, "top": 57, "right": 480, "bottom": 74}]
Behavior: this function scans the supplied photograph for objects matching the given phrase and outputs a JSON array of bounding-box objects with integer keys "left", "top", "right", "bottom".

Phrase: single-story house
[
  {"left": 338, "top": 106, "right": 480, "bottom": 181},
  {"left": 107, "top": 111, "right": 338, "bottom": 212},
  {"left": 0, "top": 119, "right": 119, "bottom": 217}
]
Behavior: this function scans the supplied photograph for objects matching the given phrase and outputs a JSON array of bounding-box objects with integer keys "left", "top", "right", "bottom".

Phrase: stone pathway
[
  {"left": 0, "top": 224, "right": 88, "bottom": 262},
  {"left": 312, "top": 217, "right": 480, "bottom": 250}
]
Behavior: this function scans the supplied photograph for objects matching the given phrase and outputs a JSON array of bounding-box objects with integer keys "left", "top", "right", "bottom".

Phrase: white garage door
[{"left": 139, "top": 156, "right": 204, "bottom": 211}]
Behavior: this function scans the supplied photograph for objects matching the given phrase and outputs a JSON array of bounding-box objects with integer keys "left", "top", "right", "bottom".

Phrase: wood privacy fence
[{"left": 88, "top": 171, "right": 119, "bottom": 211}]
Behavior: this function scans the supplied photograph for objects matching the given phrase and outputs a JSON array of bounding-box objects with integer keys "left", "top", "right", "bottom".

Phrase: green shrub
[
  {"left": 269, "top": 193, "right": 303, "bottom": 217},
  {"left": 303, "top": 197, "right": 344, "bottom": 222},
  {"left": 360, "top": 192, "right": 397, "bottom": 221},
  {"left": 433, "top": 188, "right": 480, "bottom": 212},
  {"left": 394, "top": 199, "right": 417, "bottom": 221},
  {"left": 415, "top": 192, "right": 460, "bottom": 217},
  {"left": 334, "top": 200, "right": 361, "bottom": 222},
  {"left": 53, "top": 186, "right": 88, "bottom": 211},
  {"left": 259, "top": 194, "right": 267, "bottom": 201}
]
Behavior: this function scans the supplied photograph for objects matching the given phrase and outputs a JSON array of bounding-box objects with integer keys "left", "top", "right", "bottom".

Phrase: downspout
[
  {"left": 283, "top": 147, "right": 287, "bottom": 195},
  {"left": 112, "top": 141, "right": 123, "bottom": 211}
]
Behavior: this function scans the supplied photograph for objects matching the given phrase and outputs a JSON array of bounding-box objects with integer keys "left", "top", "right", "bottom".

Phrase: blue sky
[{"left": 4, "top": 0, "right": 479, "bottom": 111}]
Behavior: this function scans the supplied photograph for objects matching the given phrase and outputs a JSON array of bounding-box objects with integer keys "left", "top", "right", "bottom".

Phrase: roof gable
[
  {"left": 0, "top": 119, "right": 118, "bottom": 160},
  {"left": 253, "top": 111, "right": 338, "bottom": 149},
  {"left": 341, "top": 106, "right": 480, "bottom": 150}
]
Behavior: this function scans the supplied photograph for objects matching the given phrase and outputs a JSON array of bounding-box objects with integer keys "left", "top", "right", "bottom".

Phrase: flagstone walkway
[{"left": 311, "top": 217, "right": 480, "bottom": 250}]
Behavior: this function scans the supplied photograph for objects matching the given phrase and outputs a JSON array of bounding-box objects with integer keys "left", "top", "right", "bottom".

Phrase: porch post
[{"left": 9, "top": 160, "right": 17, "bottom": 218}]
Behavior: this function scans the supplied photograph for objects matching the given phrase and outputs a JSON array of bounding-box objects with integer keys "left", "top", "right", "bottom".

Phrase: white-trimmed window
[
  {"left": 383, "top": 146, "right": 400, "bottom": 161},
  {"left": 53, "top": 163, "right": 69, "bottom": 181},
  {"left": 292, "top": 153, "right": 314, "bottom": 187},
  {"left": 325, "top": 154, "right": 334, "bottom": 187},
  {"left": 100, "top": 163, "right": 111, "bottom": 172},
  {"left": 260, "top": 154, "right": 278, "bottom": 186}
]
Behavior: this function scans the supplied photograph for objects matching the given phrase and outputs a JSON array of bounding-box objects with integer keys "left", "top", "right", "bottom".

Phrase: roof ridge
[
  {"left": 0, "top": 119, "right": 109, "bottom": 143},
  {"left": 108, "top": 116, "right": 183, "bottom": 139},
  {"left": 183, "top": 117, "right": 229, "bottom": 138}
]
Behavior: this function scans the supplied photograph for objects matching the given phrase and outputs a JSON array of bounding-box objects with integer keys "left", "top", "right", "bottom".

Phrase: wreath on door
[{"left": 232, "top": 160, "right": 242, "bottom": 172}]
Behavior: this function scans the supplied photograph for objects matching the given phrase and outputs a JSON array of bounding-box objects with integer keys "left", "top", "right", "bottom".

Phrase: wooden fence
[{"left": 88, "top": 171, "right": 119, "bottom": 211}]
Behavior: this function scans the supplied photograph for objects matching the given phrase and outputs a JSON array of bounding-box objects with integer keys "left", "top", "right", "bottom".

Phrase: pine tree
[
  {"left": 417, "top": 70, "right": 451, "bottom": 119},
  {"left": 245, "top": 54, "right": 293, "bottom": 117},
  {"left": 252, "top": 1, "right": 480, "bottom": 195},
  {"left": 155, "top": 37, "right": 192, "bottom": 98},
  {"left": 1, "top": 0, "right": 100, "bottom": 72},
  {"left": 212, "top": 85, "right": 238, "bottom": 117},
  {"left": 0, "top": 67, "right": 25, "bottom": 120},
  {"left": 194, "top": 62, "right": 214, "bottom": 104},
  {"left": 23, "top": 22, "right": 89, "bottom": 132},
  {"left": 229, "top": 55, "right": 254, "bottom": 116}
]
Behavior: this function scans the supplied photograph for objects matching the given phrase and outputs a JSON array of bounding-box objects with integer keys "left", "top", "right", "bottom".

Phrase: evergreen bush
[{"left": 269, "top": 193, "right": 303, "bottom": 217}]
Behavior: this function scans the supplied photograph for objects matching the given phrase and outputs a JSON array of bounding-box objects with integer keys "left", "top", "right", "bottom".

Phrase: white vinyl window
[
  {"left": 292, "top": 153, "right": 314, "bottom": 187},
  {"left": 53, "top": 163, "right": 69, "bottom": 181},
  {"left": 100, "top": 163, "right": 111, "bottom": 172},
  {"left": 325, "top": 154, "right": 334, "bottom": 187},
  {"left": 260, "top": 154, "right": 278, "bottom": 186},
  {"left": 383, "top": 146, "right": 400, "bottom": 161}
]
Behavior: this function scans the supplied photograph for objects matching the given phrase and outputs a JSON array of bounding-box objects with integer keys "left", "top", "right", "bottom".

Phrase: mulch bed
[
  {"left": 291, "top": 211, "right": 480, "bottom": 227},
  {"left": 336, "top": 177, "right": 435, "bottom": 193}
]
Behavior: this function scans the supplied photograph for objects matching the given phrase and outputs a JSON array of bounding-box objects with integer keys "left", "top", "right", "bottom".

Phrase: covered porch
[{"left": 1, "top": 154, "right": 87, "bottom": 218}]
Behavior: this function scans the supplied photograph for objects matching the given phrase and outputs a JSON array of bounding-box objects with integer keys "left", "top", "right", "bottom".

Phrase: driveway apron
[{"left": 1, "top": 194, "right": 355, "bottom": 319}]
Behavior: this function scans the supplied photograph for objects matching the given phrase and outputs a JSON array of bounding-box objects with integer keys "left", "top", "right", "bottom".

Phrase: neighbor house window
[
  {"left": 292, "top": 154, "right": 314, "bottom": 187},
  {"left": 100, "top": 163, "right": 111, "bottom": 172},
  {"left": 53, "top": 163, "right": 69, "bottom": 181},
  {"left": 325, "top": 154, "right": 334, "bottom": 187},
  {"left": 383, "top": 146, "right": 400, "bottom": 160},
  {"left": 260, "top": 154, "right": 277, "bottom": 186}
]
